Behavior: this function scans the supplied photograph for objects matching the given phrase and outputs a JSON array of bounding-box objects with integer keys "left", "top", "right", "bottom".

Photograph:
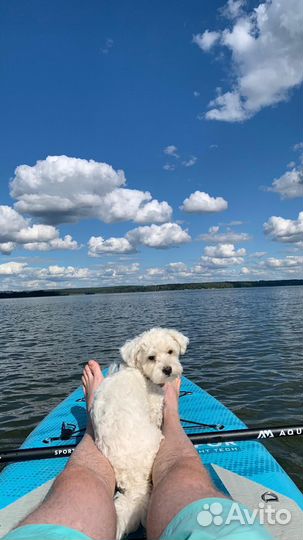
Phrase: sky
[{"left": 0, "top": 0, "right": 302, "bottom": 290}]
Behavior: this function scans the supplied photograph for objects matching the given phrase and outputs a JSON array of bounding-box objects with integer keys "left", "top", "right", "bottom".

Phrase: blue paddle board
[{"left": 1, "top": 375, "right": 302, "bottom": 539}]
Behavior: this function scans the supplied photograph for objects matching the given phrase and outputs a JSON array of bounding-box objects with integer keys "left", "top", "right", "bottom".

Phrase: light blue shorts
[{"left": 3, "top": 498, "right": 274, "bottom": 540}]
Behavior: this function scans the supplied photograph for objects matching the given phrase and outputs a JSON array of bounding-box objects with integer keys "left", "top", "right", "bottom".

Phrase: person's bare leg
[
  {"left": 19, "top": 360, "right": 116, "bottom": 540},
  {"left": 147, "top": 379, "right": 226, "bottom": 540}
]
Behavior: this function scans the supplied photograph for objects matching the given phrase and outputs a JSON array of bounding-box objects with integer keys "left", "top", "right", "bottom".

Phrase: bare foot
[
  {"left": 164, "top": 377, "right": 181, "bottom": 417},
  {"left": 81, "top": 359, "right": 104, "bottom": 412}
]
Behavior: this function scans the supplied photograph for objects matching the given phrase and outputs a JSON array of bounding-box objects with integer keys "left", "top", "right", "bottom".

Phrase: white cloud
[
  {"left": 0, "top": 242, "right": 16, "bottom": 255},
  {"left": 249, "top": 251, "right": 267, "bottom": 258},
  {"left": 96, "top": 188, "right": 172, "bottom": 224},
  {"left": 11, "top": 155, "right": 125, "bottom": 223},
  {"left": 293, "top": 142, "right": 303, "bottom": 152},
  {"left": 192, "top": 30, "right": 220, "bottom": 51},
  {"left": 266, "top": 167, "right": 303, "bottom": 199},
  {"left": 88, "top": 236, "right": 135, "bottom": 256},
  {"left": 14, "top": 224, "right": 58, "bottom": 243},
  {"left": 101, "top": 38, "right": 114, "bottom": 54},
  {"left": 240, "top": 265, "right": 264, "bottom": 276},
  {"left": 0, "top": 206, "right": 28, "bottom": 242},
  {"left": 182, "top": 156, "right": 197, "bottom": 167},
  {"left": 221, "top": 0, "right": 246, "bottom": 19},
  {"left": 163, "top": 145, "right": 179, "bottom": 158},
  {"left": 23, "top": 235, "right": 80, "bottom": 252},
  {"left": 127, "top": 223, "right": 191, "bottom": 248},
  {"left": 264, "top": 256, "right": 303, "bottom": 268},
  {"left": 197, "top": 243, "right": 246, "bottom": 269},
  {"left": 181, "top": 191, "right": 228, "bottom": 213},
  {"left": 199, "top": 225, "right": 251, "bottom": 243},
  {"left": 193, "top": 91, "right": 200, "bottom": 97},
  {"left": 0, "top": 262, "right": 28, "bottom": 275},
  {"left": 167, "top": 262, "right": 188, "bottom": 273},
  {"left": 37, "top": 265, "right": 91, "bottom": 280},
  {"left": 195, "top": 0, "right": 303, "bottom": 122},
  {"left": 105, "top": 263, "right": 140, "bottom": 276},
  {"left": 265, "top": 144, "right": 303, "bottom": 199},
  {"left": 204, "top": 243, "right": 246, "bottom": 258},
  {"left": 163, "top": 163, "right": 176, "bottom": 171},
  {"left": 134, "top": 198, "right": 172, "bottom": 224},
  {"left": 264, "top": 212, "right": 303, "bottom": 244},
  {"left": 146, "top": 267, "right": 166, "bottom": 277},
  {"left": 200, "top": 255, "right": 244, "bottom": 268},
  {"left": 0, "top": 205, "right": 80, "bottom": 254},
  {"left": 10, "top": 156, "right": 171, "bottom": 225}
]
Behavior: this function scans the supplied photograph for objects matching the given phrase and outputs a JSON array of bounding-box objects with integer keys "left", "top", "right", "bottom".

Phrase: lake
[{"left": 0, "top": 286, "right": 302, "bottom": 489}]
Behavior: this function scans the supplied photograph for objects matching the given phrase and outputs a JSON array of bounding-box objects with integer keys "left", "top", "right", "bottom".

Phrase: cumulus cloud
[
  {"left": 0, "top": 261, "right": 144, "bottom": 291},
  {"left": 204, "top": 243, "right": 246, "bottom": 258},
  {"left": 264, "top": 212, "right": 303, "bottom": 244},
  {"left": 143, "top": 262, "right": 192, "bottom": 281},
  {"left": 181, "top": 191, "right": 228, "bottom": 213},
  {"left": 0, "top": 242, "right": 15, "bottom": 255},
  {"left": 10, "top": 155, "right": 171, "bottom": 225},
  {"left": 199, "top": 225, "right": 251, "bottom": 243},
  {"left": 196, "top": 242, "right": 246, "bottom": 269},
  {"left": 127, "top": 223, "right": 191, "bottom": 248},
  {"left": 10, "top": 155, "right": 125, "bottom": 222},
  {"left": 37, "top": 265, "right": 91, "bottom": 279},
  {"left": 193, "top": 30, "right": 220, "bottom": 51},
  {"left": 264, "top": 256, "right": 303, "bottom": 268},
  {"left": 88, "top": 236, "right": 135, "bottom": 256},
  {"left": 14, "top": 224, "right": 58, "bottom": 243},
  {"left": 23, "top": 235, "right": 80, "bottom": 252},
  {"left": 0, "top": 206, "right": 27, "bottom": 242},
  {"left": 0, "top": 262, "right": 28, "bottom": 275},
  {"left": 182, "top": 156, "right": 197, "bottom": 167},
  {"left": 200, "top": 255, "right": 244, "bottom": 268},
  {"left": 0, "top": 205, "right": 80, "bottom": 254},
  {"left": 167, "top": 262, "right": 189, "bottom": 273},
  {"left": 163, "top": 163, "right": 176, "bottom": 171},
  {"left": 221, "top": 0, "right": 246, "bottom": 19},
  {"left": 163, "top": 145, "right": 179, "bottom": 158},
  {"left": 194, "top": 0, "right": 303, "bottom": 122},
  {"left": 146, "top": 267, "right": 167, "bottom": 277},
  {"left": 265, "top": 146, "right": 303, "bottom": 199},
  {"left": 266, "top": 167, "right": 303, "bottom": 199},
  {"left": 96, "top": 188, "right": 172, "bottom": 224}
]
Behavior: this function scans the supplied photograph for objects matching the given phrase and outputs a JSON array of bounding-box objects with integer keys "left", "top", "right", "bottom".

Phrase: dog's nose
[{"left": 162, "top": 366, "right": 172, "bottom": 376}]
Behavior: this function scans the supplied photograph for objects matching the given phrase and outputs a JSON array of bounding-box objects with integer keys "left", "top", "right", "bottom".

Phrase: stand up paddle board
[{"left": 0, "top": 376, "right": 302, "bottom": 539}]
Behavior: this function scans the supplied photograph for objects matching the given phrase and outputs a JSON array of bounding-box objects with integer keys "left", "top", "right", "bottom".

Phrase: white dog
[{"left": 90, "top": 327, "right": 189, "bottom": 539}]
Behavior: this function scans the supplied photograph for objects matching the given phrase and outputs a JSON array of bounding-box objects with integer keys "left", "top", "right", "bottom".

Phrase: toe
[
  {"left": 84, "top": 364, "right": 92, "bottom": 379},
  {"left": 88, "top": 359, "right": 104, "bottom": 380}
]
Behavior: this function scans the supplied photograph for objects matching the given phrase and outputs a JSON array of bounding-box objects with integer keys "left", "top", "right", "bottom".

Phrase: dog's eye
[
  {"left": 168, "top": 350, "right": 173, "bottom": 354},
  {"left": 148, "top": 355, "right": 156, "bottom": 361}
]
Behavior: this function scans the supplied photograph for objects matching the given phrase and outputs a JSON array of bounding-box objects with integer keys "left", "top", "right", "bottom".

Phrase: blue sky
[{"left": 0, "top": 0, "right": 302, "bottom": 290}]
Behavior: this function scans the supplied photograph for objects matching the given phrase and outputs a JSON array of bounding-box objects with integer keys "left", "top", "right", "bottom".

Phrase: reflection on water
[{"left": 0, "top": 286, "right": 302, "bottom": 488}]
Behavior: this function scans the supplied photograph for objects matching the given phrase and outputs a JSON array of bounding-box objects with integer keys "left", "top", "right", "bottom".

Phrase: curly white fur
[{"left": 90, "top": 327, "right": 189, "bottom": 540}]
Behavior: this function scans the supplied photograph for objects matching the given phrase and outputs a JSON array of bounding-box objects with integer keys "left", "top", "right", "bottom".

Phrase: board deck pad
[{"left": 1, "top": 375, "right": 303, "bottom": 538}]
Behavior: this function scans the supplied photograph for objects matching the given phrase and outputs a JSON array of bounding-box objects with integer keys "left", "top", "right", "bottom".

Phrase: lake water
[{"left": 0, "top": 286, "right": 302, "bottom": 489}]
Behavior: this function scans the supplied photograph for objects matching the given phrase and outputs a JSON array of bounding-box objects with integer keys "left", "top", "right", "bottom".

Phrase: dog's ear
[
  {"left": 166, "top": 329, "right": 189, "bottom": 355},
  {"left": 120, "top": 336, "right": 142, "bottom": 367}
]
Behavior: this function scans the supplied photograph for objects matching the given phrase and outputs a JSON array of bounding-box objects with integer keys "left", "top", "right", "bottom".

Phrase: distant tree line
[{"left": 0, "top": 279, "right": 302, "bottom": 299}]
